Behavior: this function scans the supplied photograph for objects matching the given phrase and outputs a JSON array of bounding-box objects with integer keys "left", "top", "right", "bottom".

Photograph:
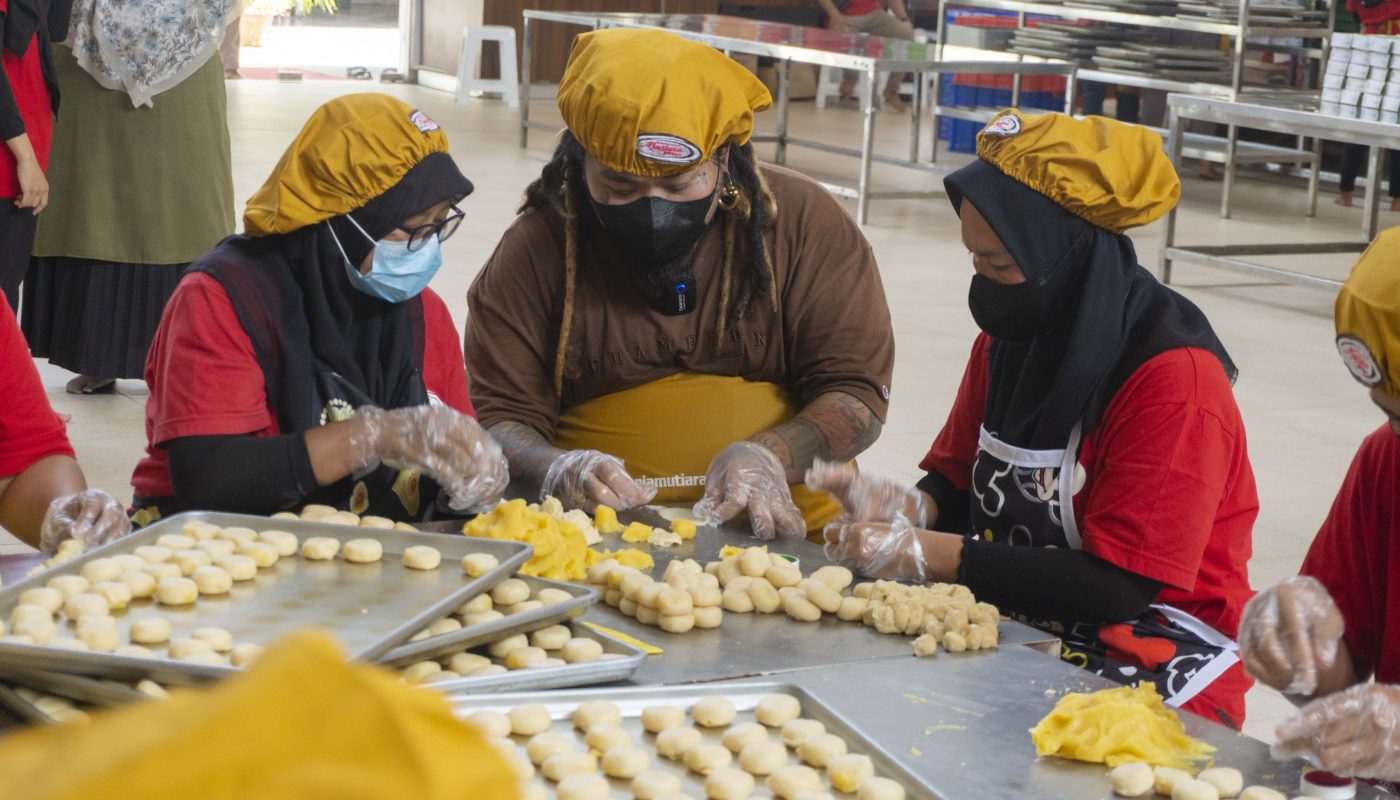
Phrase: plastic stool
[{"left": 456, "top": 25, "right": 519, "bottom": 108}]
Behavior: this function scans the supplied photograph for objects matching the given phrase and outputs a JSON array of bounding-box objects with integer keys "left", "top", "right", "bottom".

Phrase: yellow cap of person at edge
[
  {"left": 244, "top": 92, "right": 452, "bottom": 235},
  {"left": 557, "top": 28, "right": 773, "bottom": 178},
  {"left": 1335, "top": 228, "right": 1400, "bottom": 397},
  {"left": 973, "top": 109, "right": 1180, "bottom": 233}
]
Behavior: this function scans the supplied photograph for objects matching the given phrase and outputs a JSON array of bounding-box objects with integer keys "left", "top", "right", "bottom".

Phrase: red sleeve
[
  {"left": 1079, "top": 349, "right": 1244, "bottom": 592},
  {"left": 420, "top": 288, "right": 474, "bottom": 418},
  {"left": 918, "top": 334, "right": 990, "bottom": 491},
  {"left": 145, "top": 273, "right": 274, "bottom": 445},
  {"left": 1300, "top": 426, "right": 1393, "bottom": 678},
  {"left": 0, "top": 289, "right": 73, "bottom": 476}
]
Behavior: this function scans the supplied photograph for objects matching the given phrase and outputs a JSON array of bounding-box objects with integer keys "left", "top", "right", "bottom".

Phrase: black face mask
[
  {"left": 968, "top": 274, "right": 1052, "bottom": 341},
  {"left": 591, "top": 190, "right": 715, "bottom": 315}
]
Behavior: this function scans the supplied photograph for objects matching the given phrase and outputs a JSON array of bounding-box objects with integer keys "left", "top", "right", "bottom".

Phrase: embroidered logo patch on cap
[
  {"left": 983, "top": 115, "right": 1022, "bottom": 137},
  {"left": 1338, "top": 335, "right": 1383, "bottom": 386},
  {"left": 636, "top": 133, "right": 702, "bottom": 165},
  {"left": 409, "top": 110, "right": 440, "bottom": 133}
]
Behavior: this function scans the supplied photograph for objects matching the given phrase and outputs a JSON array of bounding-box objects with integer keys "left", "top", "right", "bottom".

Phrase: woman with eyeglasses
[{"left": 128, "top": 94, "right": 508, "bottom": 524}]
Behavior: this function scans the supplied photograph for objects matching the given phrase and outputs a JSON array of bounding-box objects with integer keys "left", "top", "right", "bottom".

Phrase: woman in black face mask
[{"left": 809, "top": 110, "right": 1258, "bottom": 730}]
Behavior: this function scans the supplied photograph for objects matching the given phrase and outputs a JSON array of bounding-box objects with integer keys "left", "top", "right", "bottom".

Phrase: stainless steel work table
[
  {"left": 578, "top": 506, "right": 1060, "bottom": 687},
  {"left": 518, "top": 11, "right": 1073, "bottom": 224},
  {"left": 1161, "top": 92, "right": 1400, "bottom": 290}
]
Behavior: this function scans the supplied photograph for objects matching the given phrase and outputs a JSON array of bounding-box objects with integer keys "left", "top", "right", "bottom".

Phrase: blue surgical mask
[{"left": 329, "top": 216, "right": 443, "bottom": 303}]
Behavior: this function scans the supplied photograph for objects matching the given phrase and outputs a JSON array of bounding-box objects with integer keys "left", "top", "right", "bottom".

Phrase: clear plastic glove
[
  {"left": 692, "top": 442, "right": 804, "bottom": 540},
  {"left": 1239, "top": 575, "right": 1346, "bottom": 695},
  {"left": 39, "top": 490, "right": 132, "bottom": 556},
  {"left": 541, "top": 449, "right": 655, "bottom": 513},
  {"left": 822, "top": 514, "right": 928, "bottom": 582},
  {"left": 348, "top": 405, "right": 508, "bottom": 513},
  {"left": 804, "top": 458, "right": 934, "bottom": 525},
  {"left": 1272, "top": 683, "right": 1400, "bottom": 780}
]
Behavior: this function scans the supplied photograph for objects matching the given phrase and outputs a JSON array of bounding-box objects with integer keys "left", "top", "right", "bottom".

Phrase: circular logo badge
[
  {"left": 636, "top": 133, "right": 702, "bottom": 165},
  {"left": 409, "top": 110, "right": 440, "bottom": 133},
  {"left": 1337, "top": 335, "right": 1383, "bottom": 386},
  {"left": 982, "top": 114, "right": 1022, "bottom": 137}
]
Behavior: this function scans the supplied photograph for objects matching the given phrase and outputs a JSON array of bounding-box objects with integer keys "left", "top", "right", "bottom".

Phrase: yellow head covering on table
[
  {"left": 975, "top": 109, "right": 1180, "bottom": 233},
  {"left": 244, "top": 93, "right": 456, "bottom": 236},
  {"left": 556, "top": 28, "right": 773, "bottom": 177},
  {"left": 0, "top": 632, "right": 519, "bottom": 800},
  {"left": 1335, "top": 228, "right": 1400, "bottom": 396}
]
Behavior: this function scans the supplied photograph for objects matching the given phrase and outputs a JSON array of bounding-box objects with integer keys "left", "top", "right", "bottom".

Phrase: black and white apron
[{"left": 971, "top": 423, "right": 1239, "bottom": 711}]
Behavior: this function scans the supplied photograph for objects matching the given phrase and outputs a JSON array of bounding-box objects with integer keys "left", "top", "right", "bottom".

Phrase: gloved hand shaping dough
[
  {"left": 805, "top": 459, "right": 934, "bottom": 525},
  {"left": 822, "top": 514, "right": 927, "bottom": 582},
  {"left": 1239, "top": 575, "right": 1346, "bottom": 696},
  {"left": 40, "top": 489, "right": 132, "bottom": 556},
  {"left": 348, "top": 405, "right": 509, "bottom": 512},
  {"left": 1273, "top": 682, "right": 1400, "bottom": 781},
  {"left": 541, "top": 449, "right": 655, "bottom": 513},
  {"left": 693, "top": 442, "right": 803, "bottom": 540}
]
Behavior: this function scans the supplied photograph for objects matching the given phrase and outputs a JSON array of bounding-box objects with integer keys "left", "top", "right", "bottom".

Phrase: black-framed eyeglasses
[{"left": 400, "top": 205, "right": 464, "bottom": 252}]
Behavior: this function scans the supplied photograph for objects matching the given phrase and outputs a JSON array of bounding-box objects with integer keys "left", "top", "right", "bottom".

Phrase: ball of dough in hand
[
  {"left": 341, "top": 539, "right": 381, "bottom": 564},
  {"left": 555, "top": 773, "right": 609, "bottom": 800},
  {"left": 602, "top": 746, "right": 651, "bottom": 779},
  {"left": 541, "top": 751, "right": 598, "bottom": 782},
  {"left": 691, "top": 697, "right": 737, "bottom": 727},
  {"left": 739, "top": 739, "right": 788, "bottom": 776},
  {"left": 510, "top": 703, "right": 553, "bottom": 736},
  {"left": 192, "top": 566, "right": 233, "bottom": 596},
  {"left": 130, "top": 617, "right": 173, "bottom": 644},
  {"left": 656, "top": 727, "right": 704, "bottom": 760},
  {"left": 467, "top": 710, "right": 513, "bottom": 739},
  {"left": 1108, "top": 762, "right": 1155, "bottom": 797},
  {"left": 573, "top": 700, "right": 623, "bottom": 732},
  {"left": 1196, "top": 768, "right": 1242, "bottom": 799},
  {"left": 402, "top": 545, "right": 441, "bottom": 570},
  {"left": 1171, "top": 779, "right": 1221, "bottom": 800},
  {"left": 526, "top": 732, "right": 576, "bottom": 765},
  {"left": 641, "top": 705, "right": 686, "bottom": 734},
  {"left": 721, "top": 721, "right": 769, "bottom": 753},
  {"left": 705, "top": 766, "right": 756, "bottom": 800},
  {"left": 631, "top": 769, "right": 683, "bottom": 800},
  {"left": 300, "top": 537, "right": 340, "bottom": 560},
  {"left": 684, "top": 743, "right": 733, "bottom": 775},
  {"left": 155, "top": 577, "right": 198, "bottom": 606},
  {"left": 756, "top": 693, "right": 802, "bottom": 728},
  {"left": 827, "top": 754, "right": 875, "bottom": 794},
  {"left": 857, "top": 777, "right": 906, "bottom": 800},
  {"left": 781, "top": 718, "right": 826, "bottom": 748},
  {"left": 766, "top": 765, "right": 823, "bottom": 800}
]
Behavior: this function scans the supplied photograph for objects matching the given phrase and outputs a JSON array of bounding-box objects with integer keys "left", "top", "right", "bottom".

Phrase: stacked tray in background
[
  {"left": 1176, "top": 0, "right": 1328, "bottom": 26},
  {"left": 1093, "top": 43, "right": 1233, "bottom": 81},
  {"left": 1064, "top": 0, "right": 1182, "bottom": 15},
  {"left": 1010, "top": 23, "right": 1148, "bottom": 65}
]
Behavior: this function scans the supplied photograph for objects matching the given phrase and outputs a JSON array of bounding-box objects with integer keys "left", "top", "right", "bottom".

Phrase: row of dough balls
[
  {"left": 276, "top": 505, "right": 417, "bottom": 531},
  {"left": 588, "top": 559, "right": 723, "bottom": 634},
  {"left": 858, "top": 580, "right": 999, "bottom": 656},
  {"left": 1108, "top": 763, "right": 1292, "bottom": 800},
  {"left": 10, "top": 676, "right": 174, "bottom": 728},
  {"left": 400, "top": 624, "right": 621, "bottom": 685},
  {"left": 403, "top": 574, "right": 576, "bottom": 646},
  {"left": 465, "top": 695, "right": 907, "bottom": 800},
  {"left": 27, "top": 537, "right": 86, "bottom": 577}
]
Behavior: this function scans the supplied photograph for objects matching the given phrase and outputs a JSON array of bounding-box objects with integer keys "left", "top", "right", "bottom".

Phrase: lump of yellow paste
[
  {"left": 1029, "top": 683, "right": 1214, "bottom": 769},
  {"left": 621, "top": 522, "right": 654, "bottom": 544},
  {"left": 595, "top": 505, "right": 623, "bottom": 534},
  {"left": 671, "top": 519, "right": 697, "bottom": 540},
  {"left": 587, "top": 548, "right": 656, "bottom": 573},
  {"left": 463, "top": 499, "right": 589, "bottom": 581}
]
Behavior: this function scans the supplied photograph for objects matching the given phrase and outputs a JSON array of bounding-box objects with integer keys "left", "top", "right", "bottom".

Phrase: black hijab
[
  {"left": 944, "top": 159, "right": 1237, "bottom": 450},
  {"left": 193, "top": 152, "right": 472, "bottom": 435}
]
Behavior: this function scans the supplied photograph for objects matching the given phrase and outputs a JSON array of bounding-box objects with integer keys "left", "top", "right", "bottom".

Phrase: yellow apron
[{"left": 555, "top": 372, "right": 842, "bottom": 532}]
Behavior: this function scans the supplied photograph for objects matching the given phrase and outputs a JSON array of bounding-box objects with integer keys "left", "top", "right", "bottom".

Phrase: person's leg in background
[
  {"left": 860, "top": 9, "right": 916, "bottom": 112},
  {"left": 1387, "top": 149, "right": 1400, "bottom": 211},
  {"left": 1115, "top": 88, "right": 1141, "bottom": 124},
  {"left": 0, "top": 201, "right": 37, "bottom": 314},
  {"left": 1079, "top": 80, "right": 1106, "bottom": 116},
  {"left": 1337, "top": 143, "right": 1366, "bottom": 207}
]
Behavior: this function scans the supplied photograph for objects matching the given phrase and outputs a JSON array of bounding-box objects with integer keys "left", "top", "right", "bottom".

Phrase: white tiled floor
[{"left": 14, "top": 79, "right": 1386, "bottom": 741}]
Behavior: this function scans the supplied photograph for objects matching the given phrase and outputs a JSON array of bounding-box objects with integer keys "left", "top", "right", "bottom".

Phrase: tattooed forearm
[
  {"left": 749, "top": 392, "right": 883, "bottom": 480},
  {"left": 488, "top": 421, "right": 565, "bottom": 494}
]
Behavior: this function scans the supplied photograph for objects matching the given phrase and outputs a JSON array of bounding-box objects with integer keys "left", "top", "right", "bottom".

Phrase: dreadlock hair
[{"left": 520, "top": 131, "right": 779, "bottom": 397}]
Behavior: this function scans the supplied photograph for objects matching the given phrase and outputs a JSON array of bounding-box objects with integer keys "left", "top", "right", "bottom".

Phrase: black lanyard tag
[{"left": 660, "top": 281, "right": 697, "bottom": 316}]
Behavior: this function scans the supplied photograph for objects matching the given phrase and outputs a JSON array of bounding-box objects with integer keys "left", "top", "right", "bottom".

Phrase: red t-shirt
[
  {"left": 841, "top": 0, "right": 884, "bottom": 15},
  {"left": 922, "top": 334, "right": 1258, "bottom": 724},
  {"left": 1301, "top": 425, "right": 1400, "bottom": 685},
  {"left": 0, "top": 287, "right": 72, "bottom": 476},
  {"left": 0, "top": 0, "right": 53, "bottom": 199},
  {"left": 130, "top": 273, "right": 475, "bottom": 499}
]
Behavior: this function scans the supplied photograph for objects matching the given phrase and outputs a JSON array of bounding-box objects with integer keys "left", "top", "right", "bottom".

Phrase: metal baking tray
[
  {"left": 0, "top": 511, "right": 532, "bottom": 685},
  {"left": 420, "top": 623, "right": 645, "bottom": 694},
  {"left": 0, "top": 683, "right": 55, "bottom": 725},
  {"left": 446, "top": 682, "right": 932, "bottom": 798},
  {"left": 0, "top": 664, "right": 145, "bottom": 707},
  {"left": 380, "top": 576, "right": 597, "bottom": 667}
]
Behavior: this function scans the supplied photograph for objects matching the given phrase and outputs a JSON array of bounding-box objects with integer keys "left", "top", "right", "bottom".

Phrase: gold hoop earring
[{"left": 718, "top": 176, "right": 741, "bottom": 211}]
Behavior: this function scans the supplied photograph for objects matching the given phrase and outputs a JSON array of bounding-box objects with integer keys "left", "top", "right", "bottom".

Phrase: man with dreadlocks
[{"left": 464, "top": 29, "right": 895, "bottom": 540}]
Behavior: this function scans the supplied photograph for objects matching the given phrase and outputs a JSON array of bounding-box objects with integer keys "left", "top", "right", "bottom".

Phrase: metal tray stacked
[
  {"left": 0, "top": 512, "right": 532, "bottom": 685},
  {"left": 447, "top": 682, "right": 933, "bottom": 798}
]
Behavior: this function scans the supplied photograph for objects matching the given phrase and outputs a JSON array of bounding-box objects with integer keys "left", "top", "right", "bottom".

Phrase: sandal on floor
[
  {"left": 347, "top": 67, "right": 371, "bottom": 80},
  {"left": 66, "top": 376, "right": 116, "bottom": 395}
]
